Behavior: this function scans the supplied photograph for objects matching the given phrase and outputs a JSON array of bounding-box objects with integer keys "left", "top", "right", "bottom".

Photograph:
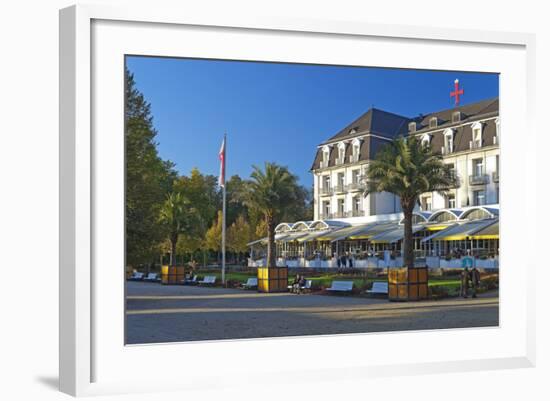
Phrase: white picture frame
[{"left": 59, "top": 4, "right": 536, "bottom": 397}]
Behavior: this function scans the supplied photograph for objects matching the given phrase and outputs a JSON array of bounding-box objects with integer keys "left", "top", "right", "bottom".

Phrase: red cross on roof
[{"left": 450, "top": 79, "right": 464, "bottom": 106}]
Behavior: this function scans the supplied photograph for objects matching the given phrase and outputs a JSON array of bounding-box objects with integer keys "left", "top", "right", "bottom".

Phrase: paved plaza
[{"left": 125, "top": 281, "right": 499, "bottom": 344}]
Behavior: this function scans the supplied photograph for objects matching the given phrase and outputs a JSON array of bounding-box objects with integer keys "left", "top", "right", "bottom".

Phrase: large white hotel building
[
  {"left": 249, "top": 97, "right": 500, "bottom": 269},
  {"left": 311, "top": 97, "right": 499, "bottom": 220}
]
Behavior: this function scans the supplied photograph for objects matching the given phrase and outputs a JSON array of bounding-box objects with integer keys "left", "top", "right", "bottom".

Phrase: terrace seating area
[{"left": 248, "top": 205, "right": 499, "bottom": 270}]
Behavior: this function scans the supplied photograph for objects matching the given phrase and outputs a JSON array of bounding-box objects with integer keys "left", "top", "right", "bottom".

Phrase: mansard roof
[
  {"left": 321, "top": 108, "right": 410, "bottom": 145},
  {"left": 311, "top": 97, "right": 499, "bottom": 170},
  {"left": 412, "top": 97, "right": 499, "bottom": 134}
]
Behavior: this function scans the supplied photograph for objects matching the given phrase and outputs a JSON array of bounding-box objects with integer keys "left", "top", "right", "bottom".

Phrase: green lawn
[{"left": 198, "top": 269, "right": 461, "bottom": 291}]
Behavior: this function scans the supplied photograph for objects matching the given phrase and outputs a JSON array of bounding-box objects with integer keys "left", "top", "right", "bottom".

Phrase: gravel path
[{"left": 125, "top": 281, "right": 499, "bottom": 344}]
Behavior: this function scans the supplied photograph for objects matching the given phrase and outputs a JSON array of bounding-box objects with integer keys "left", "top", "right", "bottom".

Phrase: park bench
[
  {"left": 182, "top": 275, "right": 198, "bottom": 285},
  {"left": 242, "top": 277, "right": 258, "bottom": 289},
  {"left": 143, "top": 273, "right": 159, "bottom": 282},
  {"left": 325, "top": 280, "right": 354, "bottom": 293},
  {"left": 367, "top": 281, "right": 388, "bottom": 295},
  {"left": 300, "top": 280, "right": 313, "bottom": 293},
  {"left": 128, "top": 272, "right": 144, "bottom": 281},
  {"left": 198, "top": 275, "right": 217, "bottom": 286}
]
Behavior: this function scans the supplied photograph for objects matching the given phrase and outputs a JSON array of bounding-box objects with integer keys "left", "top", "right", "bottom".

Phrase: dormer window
[
  {"left": 349, "top": 127, "right": 357, "bottom": 135},
  {"left": 442, "top": 129, "right": 454, "bottom": 155},
  {"left": 350, "top": 138, "right": 361, "bottom": 163},
  {"left": 471, "top": 122, "right": 483, "bottom": 149},
  {"left": 429, "top": 117, "right": 438, "bottom": 129},
  {"left": 452, "top": 111, "right": 462, "bottom": 123},
  {"left": 494, "top": 118, "right": 500, "bottom": 145},
  {"left": 336, "top": 143, "right": 346, "bottom": 165},
  {"left": 421, "top": 134, "right": 431, "bottom": 148},
  {"left": 320, "top": 146, "right": 330, "bottom": 168},
  {"left": 408, "top": 122, "right": 417, "bottom": 133}
]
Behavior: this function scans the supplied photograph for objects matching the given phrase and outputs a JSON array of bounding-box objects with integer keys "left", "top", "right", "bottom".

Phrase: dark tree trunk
[
  {"left": 170, "top": 232, "right": 178, "bottom": 267},
  {"left": 266, "top": 215, "right": 276, "bottom": 268},
  {"left": 401, "top": 199, "right": 416, "bottom": 269}
]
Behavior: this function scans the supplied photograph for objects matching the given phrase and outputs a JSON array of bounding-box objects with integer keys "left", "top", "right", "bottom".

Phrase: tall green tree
[
  {"left": 125, "top": 68, "right": 176, "bottom": 266},
  {"left": 174, "top": 168, "right": 221, "bottom": 265},
  {"left": 225, "top": 175, "right": 249, "bottom": 226},
  {"left": 204, "top": 210, "right": 223, "bottom": 256},
  {"left": 244, "top": 163, "right": 302, "bottom": 268},
  {"left": 365, "top": 136, "right": 455, "bottom": 268},
  {"left": 159, "top": 192, "right": 197, "bottom": 266},
  {"left": 227, "top": 215, "right": 252, "bottom": 254}
]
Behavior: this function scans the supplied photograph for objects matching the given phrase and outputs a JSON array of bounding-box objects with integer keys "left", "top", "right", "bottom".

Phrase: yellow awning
[{"left": 428, "top": 219, "right": 498, "bottom": 241}]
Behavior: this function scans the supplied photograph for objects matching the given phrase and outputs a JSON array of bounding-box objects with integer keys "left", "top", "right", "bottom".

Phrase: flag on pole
[
  {"left": 218, "top": 137, "right": 226, "bottom": 187},
  {"left": 219, "top": 134, "right": 227, "bottom": 285}
]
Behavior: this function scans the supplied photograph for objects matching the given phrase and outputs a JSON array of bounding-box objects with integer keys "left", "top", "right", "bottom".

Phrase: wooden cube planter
[
  {"left": 257, "top": 267, "right": 288, "bottom": 293},
  {"left": 161, "top": 265, "right": 186, "bottom": 285},
  {"left": 388, "top": 266, "right": 428, "bottom": 301}
]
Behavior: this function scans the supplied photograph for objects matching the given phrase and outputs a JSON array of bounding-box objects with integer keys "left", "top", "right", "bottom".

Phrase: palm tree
[
  {"left": 365, "top": 136, "right": 455, "bottom": 268},
  {"left": 244, "top": 163, "right": 301, "bottom": 268},
  {"left": 159, "top": 192, "right": 196, "bottom": 266}
]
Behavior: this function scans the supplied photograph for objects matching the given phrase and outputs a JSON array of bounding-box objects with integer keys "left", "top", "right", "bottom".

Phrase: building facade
[
  {"left": 248, "top": 97, "right": 500, "bottom": 269},
  {"left": 310, "top": 98, "right": 499, "bottom": 221}
]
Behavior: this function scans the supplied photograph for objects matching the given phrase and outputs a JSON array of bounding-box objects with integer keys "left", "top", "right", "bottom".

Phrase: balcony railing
[
  {"left": 347, "top": 182, "right": 366, "bottom": 192},
  {"left": 319, "top": 160, "right": 329, "bottom": 169},
  {"left": 334, "top": 184, "right": 346, "bottom": 194},
  {"left": 320, "top": 210, "right": 364, "bottom": 219},
  {"left": 469, "top": 174, "right": 489, "bottom": 185},
  {"left": 492, "top": 171, "right": 499, "bottom": 183},
  {"left": 320, "top": 186, "right": 332, "bottom": 196},
  {"left": 469, "top": 140, "right": 483, "bottom": 150}
]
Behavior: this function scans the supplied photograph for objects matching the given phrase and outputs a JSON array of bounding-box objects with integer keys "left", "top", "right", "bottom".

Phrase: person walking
[
  {"left": 471, "top": 267, "right": 481, "bottom": 298},
  {"left": 336, "top": 253, "right": 341, "bottom": 269},
  {"left": 347, "top": 251, "right": 353, "bottom": 268},
  {"left": 461, "top": 267, "right": 470, "bottom": 298},
  {"left": 340, "top": 254, "right": 347, "bottom": 270}
]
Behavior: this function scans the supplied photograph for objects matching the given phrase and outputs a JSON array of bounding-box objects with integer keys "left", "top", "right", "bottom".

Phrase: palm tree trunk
[
  {"left": 170, "top": 232, "right": 178, "bottom": 267},
  {"left": 266, "top": 215, "right": 276, "bottom": 268},
  {"left": 401, "top": 200, "right": 415, "bottom": 269}
]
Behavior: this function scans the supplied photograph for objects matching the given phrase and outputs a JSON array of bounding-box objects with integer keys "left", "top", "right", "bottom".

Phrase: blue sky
[{"left": 126, "top": 56, "right": 498, "bottom": 187}]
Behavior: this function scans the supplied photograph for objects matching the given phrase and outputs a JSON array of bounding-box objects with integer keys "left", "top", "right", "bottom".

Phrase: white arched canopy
[
  {"left": 428, "top": 209, "right": 461, "bottom": 223},
  {"left": 274, "top": 223, "right": 293, "bottom": 233},
  {"left": 399, "top": 212, "right": 429, "bottom": 225},
  {"left": 309, "top": 220, "right": 330, "bottom": 230},
  {"left": 291, "top": 221, "right": 311, "bottom": 231},
  {"left": 459, "top": 206, "right": 498, "bottom": 221}
]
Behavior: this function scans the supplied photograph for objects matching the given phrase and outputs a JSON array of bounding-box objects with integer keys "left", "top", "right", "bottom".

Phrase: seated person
[
  {"left": 291, "top": 274, "right": 300, "bottom": 293},
  {"left": 298, "top": 275, "right": 306, "bottom": 291}
]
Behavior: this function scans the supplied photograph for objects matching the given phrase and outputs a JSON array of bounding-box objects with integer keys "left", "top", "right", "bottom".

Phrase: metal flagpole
[{"left": 221, "top": 133, "right": 227, "bottom": 285}]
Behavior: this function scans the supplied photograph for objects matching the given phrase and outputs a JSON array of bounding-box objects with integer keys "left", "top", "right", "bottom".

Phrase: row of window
[
  {"left": 320, "top": 197, "right": 365, "bottom": 219},
  {"left": 319, "top": 118, "right": 499, "bottom": 170},
  {"left": 410, "top": 111, "right": 466, "bottom": 133},
  {"left": 320, "top": 155, "right": 499, "bottom": 196},
  {"left": 320, "top": 139, "right": 362, "bottom": 168},
  {"left": 421, "top": 119, "right": 500, "bottom": 155},
  {"left": 420, "top": 187, "right": 499, "bottom": 211},
  {"left": 320, "top": 169, "right": 364, "bottom": 194}
]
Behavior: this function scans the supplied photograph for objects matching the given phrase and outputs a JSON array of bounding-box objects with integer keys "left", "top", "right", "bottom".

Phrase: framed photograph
[{"left": 59, "top": 4, "right": 536, "bottom": 397}]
